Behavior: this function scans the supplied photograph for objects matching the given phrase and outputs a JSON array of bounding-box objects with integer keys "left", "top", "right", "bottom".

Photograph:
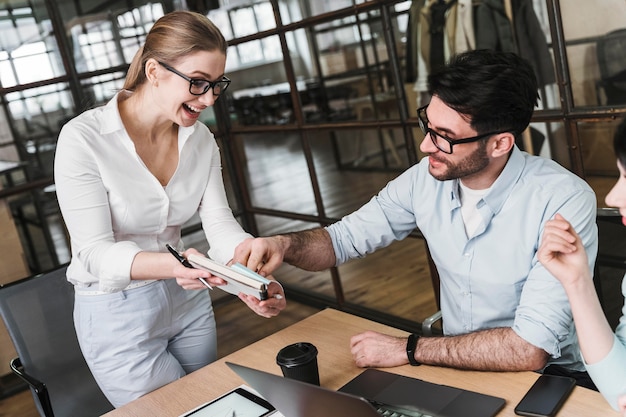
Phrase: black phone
[{"left": 514, "top": 374, "right": 576, "bottom": 417}]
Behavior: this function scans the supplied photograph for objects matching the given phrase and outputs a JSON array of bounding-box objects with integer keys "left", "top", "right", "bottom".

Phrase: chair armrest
[
  {"left": 10, "top": 357, "right": 55, "bottom": 417},
  {"left": 422, "top": 310, "right": 442, "bottom": 337},
  {"left": 10, "top": 357, "right": 45, "bottom": 392}
]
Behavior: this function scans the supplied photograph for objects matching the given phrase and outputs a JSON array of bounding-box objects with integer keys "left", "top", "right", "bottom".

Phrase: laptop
[{"left": 226, "top": 362, "right": 505, "bottom": 417}]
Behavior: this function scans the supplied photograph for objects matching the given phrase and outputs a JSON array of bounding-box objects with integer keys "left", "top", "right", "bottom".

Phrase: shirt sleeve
[
  {"left": 198, "top": 143, "right": 251, "bottom": 264},
  {"left": 55, "top": 122, "right": 141, "bottom": 291},
  {"left": 326, "top": 167, "right": 419, "bottom": 265},
  {"left": 585, "top": 276, "right": 626, "bottom": 411},
  {"left": 513, "top": 187, "right": 598, "bottom": 360}
]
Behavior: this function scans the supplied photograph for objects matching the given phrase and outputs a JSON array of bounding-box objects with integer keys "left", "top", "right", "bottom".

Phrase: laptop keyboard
[{"left": 372, "top": 401, "right": 435, "bottom": 417}]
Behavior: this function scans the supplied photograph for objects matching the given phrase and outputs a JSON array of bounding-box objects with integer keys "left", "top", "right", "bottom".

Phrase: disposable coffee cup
[{"left": 276, "top": 342, "right": 320, "bottom": 385}]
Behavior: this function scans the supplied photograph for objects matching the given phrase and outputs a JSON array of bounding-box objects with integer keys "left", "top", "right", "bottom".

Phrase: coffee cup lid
[{"left": 276, "top": 342, "right": 318, "bottom": 367}]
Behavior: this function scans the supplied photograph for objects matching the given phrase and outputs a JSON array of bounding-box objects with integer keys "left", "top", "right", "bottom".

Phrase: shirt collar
[
  {"left": 482, "top": 146, "right": 525, "bottom": 215},
  {"left": 99, "top": 91, "right": 129, "bottom": 135},
  {"left": 448, "top": 145, "right": 525, "bottom": 214}
]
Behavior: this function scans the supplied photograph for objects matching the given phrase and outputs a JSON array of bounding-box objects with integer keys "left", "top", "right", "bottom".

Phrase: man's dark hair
[
  {"left": 614, "top": 117, "right": 626, "bottom": 169},
  {"left": 427, "top": 49, "right": 539, "bottom": 139}
]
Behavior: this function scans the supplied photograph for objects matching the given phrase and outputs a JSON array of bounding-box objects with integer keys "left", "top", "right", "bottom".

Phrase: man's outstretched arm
[{"left": 350, "top": 327, "right": 549, "bottom": 371}]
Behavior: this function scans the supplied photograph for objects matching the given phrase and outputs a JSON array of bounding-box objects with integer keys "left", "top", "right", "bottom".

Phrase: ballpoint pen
[{"left": 166, "top": 244, "right": 213, "bottom": 289}]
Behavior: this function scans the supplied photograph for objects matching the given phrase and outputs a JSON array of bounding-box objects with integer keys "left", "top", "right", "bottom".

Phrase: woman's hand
[
  {"left": 173, "top": 247, "right": 227, "bottom": 290},
  {"left": 238, "top": 279, "right": 286, "bottom": 318},
  {"left": 537, "top": 213, "right": 591, "bottom": 287}
]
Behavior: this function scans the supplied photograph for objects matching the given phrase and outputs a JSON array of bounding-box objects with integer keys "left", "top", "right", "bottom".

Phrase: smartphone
[
  {"left": 514, "top": 374, "right": 576, "bottom": 417},
  {"left": 179, "top": 387, "right": 275, "bottom": 417}
]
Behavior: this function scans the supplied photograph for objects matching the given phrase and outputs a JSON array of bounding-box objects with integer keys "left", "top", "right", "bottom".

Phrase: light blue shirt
[
  {"left": 585, "top": 275, "right": 626, "bottom": 410},
  {"left": 327, "top": 147, "right": 598, "bottom": 371}
]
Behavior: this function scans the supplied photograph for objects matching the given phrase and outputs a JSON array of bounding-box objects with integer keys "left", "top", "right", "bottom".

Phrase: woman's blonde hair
[{"left": 123, "top": 10, "right": 227, "bottom": 91}]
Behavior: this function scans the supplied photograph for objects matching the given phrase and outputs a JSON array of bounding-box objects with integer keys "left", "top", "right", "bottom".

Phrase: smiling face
[
  {"left": 605, "top": 160, "right": 626, "bottom": 226},
  {"left": 149, "top": 50, "right": 227, "bottom": 127}
]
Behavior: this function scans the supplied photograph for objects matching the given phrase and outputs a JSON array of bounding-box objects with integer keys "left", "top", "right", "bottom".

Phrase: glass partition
[
  {"left": 6, "top": 83, "right": 73, "bottom": 178},
  {"left": 2, "top": 0, "right": 626, "bottom": 326},
  {"left": 561, "top": 0, "right": 626, "bottom": 108},
  {"left": 239, "top": 132, "right": 317, "bottom": 215}
]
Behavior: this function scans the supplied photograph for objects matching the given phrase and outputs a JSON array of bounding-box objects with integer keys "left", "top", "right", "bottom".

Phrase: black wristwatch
[{"left": 406, "top": 333, "right": 420, "bottom": 366}]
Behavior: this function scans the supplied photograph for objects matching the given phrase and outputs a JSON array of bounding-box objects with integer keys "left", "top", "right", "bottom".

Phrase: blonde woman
[{"left": 55, "top": 11, "right": 285, "bottom": 407}]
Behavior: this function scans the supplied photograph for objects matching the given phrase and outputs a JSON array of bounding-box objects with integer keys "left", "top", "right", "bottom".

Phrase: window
[{"left": 208, "top": 1, "right": 284, "bottom": 71}]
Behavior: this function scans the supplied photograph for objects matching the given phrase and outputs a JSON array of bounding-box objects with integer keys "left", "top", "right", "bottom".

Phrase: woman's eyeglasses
[{"left": 158, "top": 61, "right": 231, "bottom": 97}]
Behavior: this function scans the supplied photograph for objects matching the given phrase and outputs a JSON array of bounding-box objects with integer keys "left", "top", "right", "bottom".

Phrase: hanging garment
[
  {"left": 430, "top": 0, "right": 458, "bottom": 73},
  {"left": 475, "top": 0, "right": 555, "bottom": 86},
  {"left": 511, "top": 0, "right": 556, "bottom": 87},
  {"left": 405, "top": 0, "right": 427, "bottom": 83}
]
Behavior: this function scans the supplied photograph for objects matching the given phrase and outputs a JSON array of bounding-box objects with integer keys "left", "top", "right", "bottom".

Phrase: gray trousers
[{"left": 74, "top": 278, "right": 217, "bottom": 407}]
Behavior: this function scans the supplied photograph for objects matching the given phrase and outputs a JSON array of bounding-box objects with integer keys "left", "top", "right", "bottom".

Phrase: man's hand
[
  {"left": 350, "top": 331, "right": 408, "bottom": 368},
  {"left": 352, "top": 328, "right": 548, "bottom": 371},
  {"left": 233, "top": 237, "right": 286, "bottom": 277}
]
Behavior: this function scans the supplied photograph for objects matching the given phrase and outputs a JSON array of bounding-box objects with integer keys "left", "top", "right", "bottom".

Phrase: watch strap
[{"left": 406, "top": 333, "right": 420, "bottom": 366}]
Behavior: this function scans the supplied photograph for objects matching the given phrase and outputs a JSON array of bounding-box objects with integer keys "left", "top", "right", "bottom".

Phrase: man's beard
[{"left": 428, "top": 140, "right": 490, "bottom": 181}]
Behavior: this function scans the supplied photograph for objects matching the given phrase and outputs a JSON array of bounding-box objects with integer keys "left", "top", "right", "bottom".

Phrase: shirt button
[{"left": 464, "top": 253, "right": 470, "bottom": 257}]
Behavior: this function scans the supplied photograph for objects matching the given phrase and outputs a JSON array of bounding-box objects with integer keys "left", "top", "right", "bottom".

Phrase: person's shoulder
[
  {"left": 523, "top": 153, "right": 591, "bottom": 188},
  {"left": 60, "top": 95, "right": 126, "bottom": 143},
  {"left": 62, "top": 98, "right": 118, "bottom": 131},
  {"left": 58, "top": 105, "right": 106, "bottom": 139}
]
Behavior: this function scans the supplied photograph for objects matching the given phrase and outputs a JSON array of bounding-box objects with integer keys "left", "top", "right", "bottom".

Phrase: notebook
[{"left": 226, "top": 362, "right": 506, "bottom": 417}]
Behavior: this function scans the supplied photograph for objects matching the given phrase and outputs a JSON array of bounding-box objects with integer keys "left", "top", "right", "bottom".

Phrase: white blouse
[{"left": 54, "top": 91, "right": 250, "bottom": 292}]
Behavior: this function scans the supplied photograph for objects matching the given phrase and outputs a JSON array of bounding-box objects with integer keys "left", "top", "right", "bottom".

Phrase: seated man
[{"left": 234, "top": 49, "right": 598, "bottom": 387}]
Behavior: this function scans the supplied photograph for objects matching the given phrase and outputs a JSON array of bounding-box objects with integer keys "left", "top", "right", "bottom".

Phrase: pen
[
  {"left": 166, "top": 243, "right": 193, "bottom": 268},
  {"left": 166, "top": 244, "right": 213, "bottom": 289}
]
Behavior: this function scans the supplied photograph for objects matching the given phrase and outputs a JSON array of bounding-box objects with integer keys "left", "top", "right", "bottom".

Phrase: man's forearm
[
  {"left": 414, "top": 327, "right": 549, "bottom": 371},
  {"left": 281, "top": 228, "right": 337, "bottom": 271}
]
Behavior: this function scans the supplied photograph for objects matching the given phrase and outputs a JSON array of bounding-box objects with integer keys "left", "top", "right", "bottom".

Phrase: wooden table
[{"left": 102, "top": 308, "right": 618, "bottom": 417}]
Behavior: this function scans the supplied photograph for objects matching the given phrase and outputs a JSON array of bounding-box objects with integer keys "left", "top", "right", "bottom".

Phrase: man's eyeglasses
[
  {"left": 158, "top": 61, "right": 231, "bottom": 97},
  {"left": 417, "top": 105, "right": 501, "bottom": 154}
]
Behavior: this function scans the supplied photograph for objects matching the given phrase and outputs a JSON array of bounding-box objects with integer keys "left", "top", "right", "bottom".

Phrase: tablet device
[
  {"left": 179, "top": 386, "right": 275, "bottom": 417},
  {"left": 188, "top": 254, "right": 269, "bottom": 300}
]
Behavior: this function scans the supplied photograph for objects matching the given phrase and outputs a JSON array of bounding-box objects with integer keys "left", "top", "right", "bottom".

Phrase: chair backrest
[
  {"left": 594, "top": 208, "right": 626, "bottom": 328},
  {"left": 0, "top": 265, "right": 113, "bottom": 416},
  {"left": 596, "top": 28, "right": 626, "bottom": 105}
]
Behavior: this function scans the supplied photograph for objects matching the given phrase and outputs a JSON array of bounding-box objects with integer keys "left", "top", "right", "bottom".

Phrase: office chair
[
  {"left": 596, "top": 28, "right": 626, "bottom": 106},
  {"left": 422, "top": 241, "right": 443, "bottom": 336},
  {"left": 0, "top": 265, "right": 113, "bottom": 417},
  {"left": 594, "top": 207, "right": 626, "bottom": 315}
]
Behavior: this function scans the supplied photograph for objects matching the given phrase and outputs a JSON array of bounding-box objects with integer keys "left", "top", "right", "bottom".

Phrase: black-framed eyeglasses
[
  {"left": 158, "top": 61, "right": 231, "bottom": 97},
  {"left": 417, "top": 105, "right": 501, "bottom": 154}
]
